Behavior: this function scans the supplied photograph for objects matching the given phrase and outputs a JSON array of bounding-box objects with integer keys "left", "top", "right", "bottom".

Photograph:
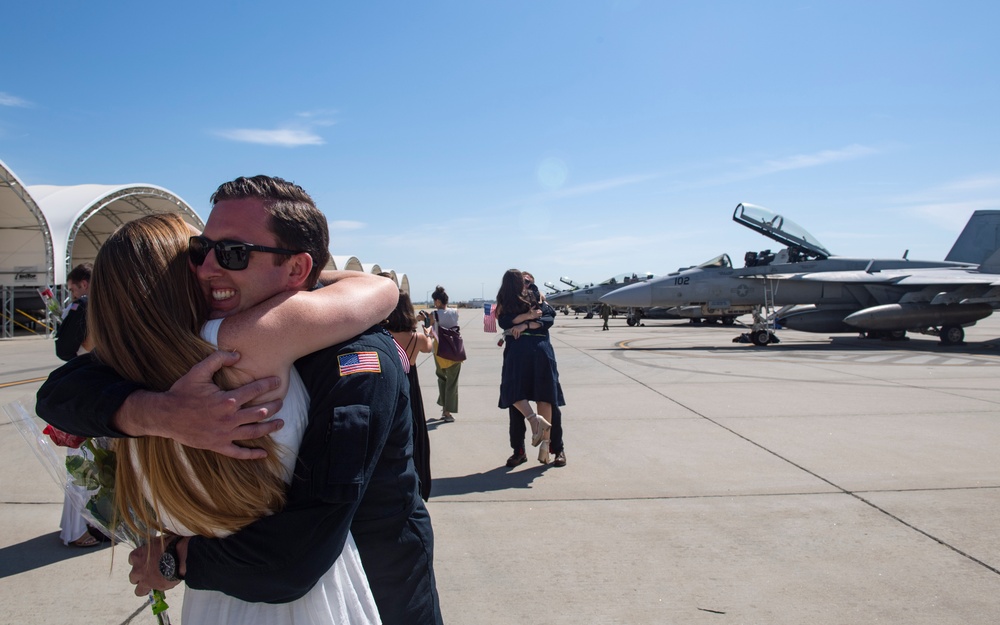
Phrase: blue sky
[{"left": 3, "top": 1, "right": 999, "bottom": 302}]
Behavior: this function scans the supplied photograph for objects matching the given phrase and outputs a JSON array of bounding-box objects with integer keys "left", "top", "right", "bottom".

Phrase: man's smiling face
[{"left": 194, "top": 197, "right": 296, "bottom": 319}]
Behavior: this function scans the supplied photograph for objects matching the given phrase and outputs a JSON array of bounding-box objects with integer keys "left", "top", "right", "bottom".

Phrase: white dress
[
  {"left": 170, "top": 319, "right": 381, "bottom": 624},
  {"left": 59, "top": 447, "right": 90, "bottom": 544}
]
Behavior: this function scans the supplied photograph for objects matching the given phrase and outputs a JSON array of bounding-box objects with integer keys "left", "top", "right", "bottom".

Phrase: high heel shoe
[
  {"left": 538, "top": 439, "right": 551, "bottom": 464},
  {"left": 526, "top": 414, "right": 551, "bottom": 447}
]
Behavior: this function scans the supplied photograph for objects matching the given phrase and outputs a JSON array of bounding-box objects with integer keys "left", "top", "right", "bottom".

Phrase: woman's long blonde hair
[{"left": 88, "top": 213, "right": 286, "bottom": 541}]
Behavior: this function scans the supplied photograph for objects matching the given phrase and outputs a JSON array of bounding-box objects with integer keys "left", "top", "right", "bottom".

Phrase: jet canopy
[
  {"left": 599, "top": 272, "right": 655, "bottom": 286},
  {"left": 697, "top": 254, "right": 732, "bottom": 269},
  {"left": 733, "top": 203, "right": 831, "bottom": 260}
]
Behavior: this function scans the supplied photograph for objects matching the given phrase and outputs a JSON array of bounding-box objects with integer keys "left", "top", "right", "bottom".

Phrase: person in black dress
[
  {"left": 495, "top": 269, "right": 567, "bottom": 467},
  {"left": 382, "top": 286, "right": 435, "bottom": 501}
]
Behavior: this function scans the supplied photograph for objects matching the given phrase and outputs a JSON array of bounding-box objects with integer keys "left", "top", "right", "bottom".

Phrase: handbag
[{"left": 435, "top": 325, "right": 467, "bottom": 362}]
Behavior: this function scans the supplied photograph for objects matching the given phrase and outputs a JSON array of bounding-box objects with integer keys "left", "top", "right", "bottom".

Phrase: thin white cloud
[
  {"left": 891, "top": 173, "right": 1000, "bottom": 230},
  {"left": 296, "top": 110, "right": 338, "bottom": 127},
  {"left": 0, "top": 92, "right": 31, "bottom": 107},
  {"left": 910, "top": 199, "right": 1000, "bottom": 230},
  {"left": 751, "top": 144, "right": 878, "bottom": 176},
  {"left": 694, "top": 144, "right": 880, "bottom": 188},
  {"left": 214, "top": 128, "right": 324, "bottom": 147},
  {"left": 930, "top": 175, "right": 1000, "bottom": 194},
  {"left": 549, "top": 173, "right": 661, "bottom": 199},
  {"left": 329, "top": 220, "right": 365, "bottom": 231}
]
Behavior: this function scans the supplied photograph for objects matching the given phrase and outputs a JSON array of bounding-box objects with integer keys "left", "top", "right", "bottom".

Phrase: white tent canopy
[
  {"left": 29, "top": 183, "right": 202, "bottom": 286},
  {"left": 1, "top": 157, "right": 410, "bottom": 336},
  {"left": 2, "top": 157, "right": 202, "bottom": 288},
  {"left": 329, "top": 255, "right": 364, "bottom": 272},
  {"left": 0, "top": 160, "right": 49, "bottom": 288}
]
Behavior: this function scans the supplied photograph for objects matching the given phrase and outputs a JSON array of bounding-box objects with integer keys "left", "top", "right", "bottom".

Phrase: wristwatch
[{"left": 158, "top": 536, "right": 183, "bottom": 582}]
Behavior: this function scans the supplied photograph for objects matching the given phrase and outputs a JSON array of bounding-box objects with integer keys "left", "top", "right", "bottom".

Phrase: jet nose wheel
[
  {"left": 940, "top": 325, "right": 965, "bottom": 345},
  {"left": 751, "top": 329, "right": 771, "bottom": 346}
]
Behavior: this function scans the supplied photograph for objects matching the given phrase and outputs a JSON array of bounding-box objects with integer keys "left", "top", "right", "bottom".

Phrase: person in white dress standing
[{"left": 87, "top": 213, "right": 398, "bottom": 623}]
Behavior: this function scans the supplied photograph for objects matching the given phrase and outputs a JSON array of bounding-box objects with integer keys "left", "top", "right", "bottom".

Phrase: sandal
[{"left": 70, "top": 533, "right": 99, "bottom": 548}]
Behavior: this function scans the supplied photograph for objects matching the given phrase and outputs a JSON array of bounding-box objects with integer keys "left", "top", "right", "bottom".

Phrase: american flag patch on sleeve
[{"left": 338, "top": 351, "right": 382, "bottom": 376}]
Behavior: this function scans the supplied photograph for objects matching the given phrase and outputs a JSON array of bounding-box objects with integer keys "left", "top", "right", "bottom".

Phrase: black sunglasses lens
[
  {"left": 217, "top": 242, "right": 250, "bottom": 270},
  {"left": 189, "top": 237, "right": 209, "bottom": 266}
]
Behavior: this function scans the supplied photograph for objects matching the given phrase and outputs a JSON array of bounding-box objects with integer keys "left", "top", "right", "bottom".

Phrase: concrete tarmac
[{"left": 2, "top": 310, "right": 999, "bottom": 624}]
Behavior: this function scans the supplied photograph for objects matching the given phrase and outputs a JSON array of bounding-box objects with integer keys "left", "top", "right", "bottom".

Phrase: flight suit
[
  {"left": 37, "top": 326, "right": 442, "bottom": 625},
  {"left": 54, "top": 295, "right": 88, "bottom": 362}
]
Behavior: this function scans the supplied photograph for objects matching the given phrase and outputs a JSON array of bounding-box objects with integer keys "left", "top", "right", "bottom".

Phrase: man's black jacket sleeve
[
  {"left": 54, "top": 302, "right": 88, "bottom": 362},
  {"left": 36, "top": 353, "right": 140, "bottom": 438}
]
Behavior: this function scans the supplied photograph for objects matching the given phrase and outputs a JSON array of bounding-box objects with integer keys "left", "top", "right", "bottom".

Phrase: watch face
[{"left": 159, "top": 551, "right": 178, "bottom": 581}]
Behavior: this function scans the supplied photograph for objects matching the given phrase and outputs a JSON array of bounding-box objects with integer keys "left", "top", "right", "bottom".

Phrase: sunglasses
[{"left": 189, "top": 235, "right": 302, "bottom": 271}]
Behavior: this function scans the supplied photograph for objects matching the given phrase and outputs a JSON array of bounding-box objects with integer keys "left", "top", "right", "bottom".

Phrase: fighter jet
[
  {"left": 545, "top": 272, "right": 656, "bottom": 314},
  {"left": 600, "top": 203, "right": 1000, "bottom": 345}
]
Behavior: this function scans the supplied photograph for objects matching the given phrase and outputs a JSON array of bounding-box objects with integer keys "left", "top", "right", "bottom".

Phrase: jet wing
[
  {"left": 780, "top": 271, "right": 910, "bottom": 283},
  {"left": 739, "top": 271, "right": 902, "bottom": 282},
  {"left": 763, "top": 267, "right": 999, "bottom": 285}
]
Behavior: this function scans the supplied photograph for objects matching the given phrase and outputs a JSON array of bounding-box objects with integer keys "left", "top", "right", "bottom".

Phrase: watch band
[{"left": 158, "top": 536, "right": 183, "bottom": 582}]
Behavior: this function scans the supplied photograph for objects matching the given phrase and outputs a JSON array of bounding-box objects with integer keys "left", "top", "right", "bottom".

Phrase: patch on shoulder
[{"left": 338, "top": 351, "right": 381, "bottom": 376}]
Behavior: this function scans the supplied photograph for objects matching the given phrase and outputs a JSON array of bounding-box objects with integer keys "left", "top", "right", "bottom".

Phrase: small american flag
[
  {"left": 338, "top": 351, "right": 382, "bottom": 376},
  {"left": 484, "top": 303, "right": 497, "bottom": 333}
]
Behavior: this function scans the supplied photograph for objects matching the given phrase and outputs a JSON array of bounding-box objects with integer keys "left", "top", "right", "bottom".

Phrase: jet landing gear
[
  {"left": 861, "top": 325, "right": 964, "bottom": 345},
  {"left": 733, "top": 305, "right": 779, "bottom": 346},
  {"left": 938, "top": 325, "right": 965, "bottom": 345},
  {"left": 733, "top": 329, "right": 780, "bottom": 346}
]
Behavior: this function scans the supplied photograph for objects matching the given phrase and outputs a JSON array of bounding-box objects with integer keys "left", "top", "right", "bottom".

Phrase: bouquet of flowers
[
  {"left": 37, "top": 286, "right": 64, "bottom": 322},
  {"left": 4, "top": 396, "right": 171, "bottom": 624}
]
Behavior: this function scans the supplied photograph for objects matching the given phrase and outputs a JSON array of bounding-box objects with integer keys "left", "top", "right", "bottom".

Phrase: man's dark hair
[
  {"left": 67, "top": 263, "right": 93, "bottom": 284},
  {"left": 211, "top": 175, "right": 331, "bottom": 286}
]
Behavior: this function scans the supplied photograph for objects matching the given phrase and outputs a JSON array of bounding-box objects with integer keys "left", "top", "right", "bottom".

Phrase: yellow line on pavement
[{"left": 0, "top": 376, "right": 48, "bottom": 389}]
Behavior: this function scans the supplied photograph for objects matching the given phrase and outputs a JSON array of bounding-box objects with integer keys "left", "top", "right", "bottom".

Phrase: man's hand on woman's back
[{"left": 116, "top": 350, "right": 285, "bottom": 460}]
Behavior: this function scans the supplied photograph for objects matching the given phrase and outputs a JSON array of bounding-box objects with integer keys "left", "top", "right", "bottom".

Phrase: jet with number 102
[{"left": 600, "top": 203, "right": 1000, "bottom": 345}]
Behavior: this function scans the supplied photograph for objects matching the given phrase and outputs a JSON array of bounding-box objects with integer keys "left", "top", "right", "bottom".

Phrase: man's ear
[{"left": 285, "top": 252, "right": 314, "bottom": 290}]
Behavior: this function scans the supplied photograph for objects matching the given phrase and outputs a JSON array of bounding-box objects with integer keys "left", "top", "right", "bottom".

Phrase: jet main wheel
[
  {"left": 940, "top": 325, "right": 964, "bottom": 345},
  {"left": 626, "top": 317, "right": 637, "bottom": 327},
  {"left": 750, "top": 329, "right": 771, "bottom": 346}
]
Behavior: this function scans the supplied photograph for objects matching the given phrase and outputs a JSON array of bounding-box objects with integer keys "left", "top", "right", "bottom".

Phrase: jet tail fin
[
  {"left": 945, "top": 210, "right": 1000, "bottom": 264},
  {"left": 978, "top": 248, "right": 1000, "bottom": 273}
]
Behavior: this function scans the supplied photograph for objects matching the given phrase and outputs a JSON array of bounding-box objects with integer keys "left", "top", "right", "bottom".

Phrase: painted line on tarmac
[
  {"left": 0, "top": 376, "right": 48, "bottom": 389},
  {"left": 614, "top": 338, "right": 1000, "bottom": 366}
]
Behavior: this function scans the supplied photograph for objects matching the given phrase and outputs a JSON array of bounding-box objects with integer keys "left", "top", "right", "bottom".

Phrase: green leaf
[
  {"left": 150, "top": 590, "right": 170, "bottom": 616},
  {"left": 66, "top": 456, "right": 101, "bottom": 490}
]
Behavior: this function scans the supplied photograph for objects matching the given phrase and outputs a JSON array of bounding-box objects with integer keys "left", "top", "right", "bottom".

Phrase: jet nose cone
[
  {"left": 600, "top": 282, "right": 652, "bottom": 307},
  {"left": 546, "top": 292, "right": 572, "bottom": 306}
]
